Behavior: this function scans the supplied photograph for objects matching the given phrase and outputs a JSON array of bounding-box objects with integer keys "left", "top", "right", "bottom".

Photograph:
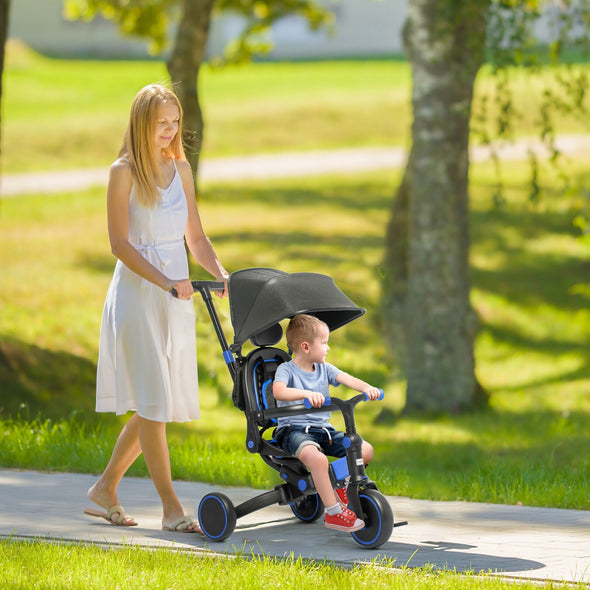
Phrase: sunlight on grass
[
  {"left": 4, "top": 540, "right": 579, "bottom": 590},
  {"left": 5, "top": 46, "right": 589, "bottom": 173},
  {"left": 3, "top": 46, "right": 411, "bottom": 173},
  {"left": 3, "top": 49, "right": 590, "bottom": 509},
  {"left": 2, "top": 156, "right": 590, "bottom": 508}
]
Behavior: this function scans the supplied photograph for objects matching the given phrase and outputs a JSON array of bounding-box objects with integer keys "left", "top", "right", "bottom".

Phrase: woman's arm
[
  {"left": 107, "top": 160, "right": 193, "bottom": 298},
  {"left": 179, "top": 160, "right": 229, "bottom": 297},
  {"left": 107, "top": 160, "right": 177, "bottom": 292}
]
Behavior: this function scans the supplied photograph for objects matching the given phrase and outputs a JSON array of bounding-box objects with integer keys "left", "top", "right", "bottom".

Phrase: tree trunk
[
  {"left": 383, "top": 0, "right": 489, "bottom": 413},
  {"left": 166, "top": 0, "right": 215, "bottom": 192},
  {"left": 0, "top": 0, "right": 11, "bottom": 158}
]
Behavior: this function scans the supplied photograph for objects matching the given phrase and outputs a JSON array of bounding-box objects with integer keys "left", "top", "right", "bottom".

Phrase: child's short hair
[{"left": 286, "top": 314, "right": 328, "bottom": 353}]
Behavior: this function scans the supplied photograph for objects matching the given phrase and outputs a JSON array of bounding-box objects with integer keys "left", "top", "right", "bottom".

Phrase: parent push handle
[
  {"left": 169, "top": 280, "right": 225, "bottom": 298},
  {"left": 192, "top": 280, "right": 226, "bottom": 294},
  {"left": 171, "top": 280, "right": 236, "bottom": 380}
]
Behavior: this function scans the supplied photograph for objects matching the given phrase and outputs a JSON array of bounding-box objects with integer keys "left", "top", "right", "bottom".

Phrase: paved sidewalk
[
  {"left": 3, "top": 134, "right": 590, "bottom": 197},
  {"left": 1, "top": 469, "right": 589, "bottom": 583}
]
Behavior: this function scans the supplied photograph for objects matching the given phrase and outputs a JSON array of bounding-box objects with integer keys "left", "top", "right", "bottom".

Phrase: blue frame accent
[
  {"left": 331, "top": 456, "right": 349, "bottom": 481},
  {"left": 223, "top": 349, "right": 234, "bottom": 365},
  {"left": 251, "top": 359, "right": 278, "bottom": 425}
]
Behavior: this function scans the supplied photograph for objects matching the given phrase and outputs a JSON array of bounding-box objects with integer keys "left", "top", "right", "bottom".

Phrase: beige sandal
[
  {"left": 84, "top": 504, "right": 137, "bottom": 527},
  {"left": 163, "top": 515, "right": 203, "bottom": 534}
]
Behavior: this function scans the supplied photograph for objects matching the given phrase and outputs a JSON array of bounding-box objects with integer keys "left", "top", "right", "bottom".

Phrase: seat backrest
[{"left": 242, "top": 346, "right": 290, "bottom": 425}]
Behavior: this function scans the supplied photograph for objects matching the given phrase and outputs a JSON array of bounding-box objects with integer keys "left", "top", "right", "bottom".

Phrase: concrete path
[
  {"left": 3, "top": 134, "right": 590, "bottom": 197},
  {"left": 1, "top": 469, "right": 589, "bottom": 584}
]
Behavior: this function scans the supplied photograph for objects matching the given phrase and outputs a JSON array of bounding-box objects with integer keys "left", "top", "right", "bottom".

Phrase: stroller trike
[{"left": 189, "top": 268, "right": 405, "bottom": 549}]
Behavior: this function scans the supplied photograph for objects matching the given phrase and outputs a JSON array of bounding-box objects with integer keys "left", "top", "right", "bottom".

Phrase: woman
[{"left": 84, "top": 84, "right": 229, "bottom": 533}]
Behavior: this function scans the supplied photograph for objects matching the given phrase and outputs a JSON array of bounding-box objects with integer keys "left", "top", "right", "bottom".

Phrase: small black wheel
[
  {"left": 198, "top": 492, "right": 237, "bottom": 541},
  {"left": 290, "top": 493, "right": 324, "bottom": 522},
  {"left": 351, "top": 489, "right": 394, "bottom": 549}
]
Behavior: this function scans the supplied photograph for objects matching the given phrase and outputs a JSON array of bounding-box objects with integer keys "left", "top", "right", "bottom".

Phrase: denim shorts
[{"left": 275, "top": 425, "right": 348, "bottom": 458}]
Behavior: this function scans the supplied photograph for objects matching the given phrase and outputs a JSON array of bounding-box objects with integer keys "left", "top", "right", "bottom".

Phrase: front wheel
[
  {"left": 351, "top": 489, "right": 394, "bottom": 549},
  {"left": 290, "top": 493, "right": 323, "bottom": 522},
  {"left": 198, "top": 492, "right": 237, "bottom": 542}
]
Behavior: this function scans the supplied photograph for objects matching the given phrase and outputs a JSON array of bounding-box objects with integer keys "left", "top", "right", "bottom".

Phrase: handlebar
[
  {"left": 170, "top": 280, "right": 225, "bottom": 298},
  {"left": 304, "top": 395, "right": 331, "bottom": 410},
  {"left": 303, "top": 389, "right": 384, "bottom": 410}
]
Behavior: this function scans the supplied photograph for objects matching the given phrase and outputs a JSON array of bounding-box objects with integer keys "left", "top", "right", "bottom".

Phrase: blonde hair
[
  {"left": 286, "top": 314, "right": 328, "bottom": 353},
  {"left": 119, "top": 84, "right": 187, "bottom": 208}
]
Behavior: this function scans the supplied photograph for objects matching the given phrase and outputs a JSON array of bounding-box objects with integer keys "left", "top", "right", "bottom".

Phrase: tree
[
  {"left": 383, "top": 0, "right": 488, "bottom": 414},
  {"left": 65, "top": 0, "right": 331, "bottom": 189},
  {"left": 0, "top": 0, "right": 10, "bottom": 159},
  {"left": 382, "top": 0, "right": 590, "bottom": 413}
]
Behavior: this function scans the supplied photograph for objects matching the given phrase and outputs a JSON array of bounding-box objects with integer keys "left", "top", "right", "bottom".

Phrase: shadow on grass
[
  {"left": 0, "top": 333, "right": 235, "bottom": 426},
  {"left": 203, "top": 179, "right": 395, "bottom": 212},
  {"left": 470, "top": 200, "right": 589, "bottom": 312},
  {"left": 0, "top": 336, "right": 99, "bottom": 421},
  {"left": 76, "top": 252, "right": 116, "bottom": 276}
]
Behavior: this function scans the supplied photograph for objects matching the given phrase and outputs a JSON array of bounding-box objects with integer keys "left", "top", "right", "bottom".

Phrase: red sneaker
[
  {"left": 324, "top": 506, "right": 365, "bottom": 532},
  {"left": 334, "top": 486, "right": 348, "bottom": 506}
]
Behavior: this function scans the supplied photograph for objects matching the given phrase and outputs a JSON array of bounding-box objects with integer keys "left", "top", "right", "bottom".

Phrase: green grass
[
  {"left": 2, "top": 41, "right": 411, "bottom": 173},
  {"left": 2, "top": 160, "right": 590, "bottom": 509},
  {"left": 4, "top": 41, "right": 590, "bottom": 174},
  {"left": 3, "top": 44, "right": 590, "bottom": 588},
  {"left": 4, "top": 540, "right": 581, "bottom": 590}
]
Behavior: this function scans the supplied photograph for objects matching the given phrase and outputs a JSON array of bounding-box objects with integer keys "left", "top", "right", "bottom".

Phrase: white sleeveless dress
[{"left": 96, "top": 161, "right": 199, "bottom": 422}]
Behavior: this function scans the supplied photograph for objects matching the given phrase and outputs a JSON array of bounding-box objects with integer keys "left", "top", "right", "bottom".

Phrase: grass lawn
[
  {"left": 2, "top": 159, "right": 589, "bottom": 509},
  {"left": 3, "top": 41, "right": 411, "bottom": 173},
  {"left": 4, "top": 41, "right": 590, "bottom": 174},
  {"left": 2, "top": 47, "right": 590, "bottom": 586},
  {"left": 4, "top": 540, "right": 584, "bottom": 590}
]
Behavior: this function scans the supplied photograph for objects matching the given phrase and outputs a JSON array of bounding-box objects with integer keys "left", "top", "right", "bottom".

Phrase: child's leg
[
  {"left": 299, "top": 444, "right": 365, "bottom": 532},
  {"left": 298, "top": 445, "right": 339, "bottom": 508},
  {"left": 361, "top": 440, "right": 374, "bottom": 465}
]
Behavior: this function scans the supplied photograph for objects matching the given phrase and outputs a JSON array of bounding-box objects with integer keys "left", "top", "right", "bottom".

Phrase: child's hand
[
  {"left": 364, "top": 386, "right": 381, "bottom": 400},
  {"left": 305, "top": 391, "right": 325, "bottom": 408}
]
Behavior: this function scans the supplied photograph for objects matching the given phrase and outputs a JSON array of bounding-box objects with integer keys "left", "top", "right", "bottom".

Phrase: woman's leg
[
  {"left": 87, "top": 413, "right": 142, "bottom": 524},
  {"left": 136, "top": 415, "right": 197, "bottom": 530}
]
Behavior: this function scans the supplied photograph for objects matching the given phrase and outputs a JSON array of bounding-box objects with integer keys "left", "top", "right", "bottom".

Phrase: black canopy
[{"left": 228, "top": 268, "right": 365, "bottom": 346}]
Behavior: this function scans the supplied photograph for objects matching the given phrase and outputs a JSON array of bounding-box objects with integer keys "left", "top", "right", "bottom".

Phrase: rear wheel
[
  {"left": 351, "top": 489, "right": 394, "bottom": 549},
  {"left": 198, "top": 492, "right": 237, "bottom": 541},
  {"left": 290, "top": 493, "right": 323, "bottom": 522}
]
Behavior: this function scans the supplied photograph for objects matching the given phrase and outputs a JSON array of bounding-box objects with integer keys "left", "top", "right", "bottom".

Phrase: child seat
[{"left": 240, "top": 324, "right": 310, "bottom": 471}]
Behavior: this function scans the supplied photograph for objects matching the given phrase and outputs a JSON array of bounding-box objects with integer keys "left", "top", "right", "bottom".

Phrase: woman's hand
[
  {"left": 215, "top": 277, "right": 229, "bottom": 299},
  {"left": 168, "top": 279, "right": 194, "bottom": 300}
]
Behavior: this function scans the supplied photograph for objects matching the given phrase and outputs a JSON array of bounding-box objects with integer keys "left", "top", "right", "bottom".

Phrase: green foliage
[
  {"left": 214, "top": 0, "right": 333, "bottom": 64},
  {"left": 478, "top": 0, "right": 590, "bottom": 204},
  {"left": 64, "top": 0, "right": 333, "bottom": 62},
  {"left": 64, "top": 0, "right": 178, "bottom": 53}
]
